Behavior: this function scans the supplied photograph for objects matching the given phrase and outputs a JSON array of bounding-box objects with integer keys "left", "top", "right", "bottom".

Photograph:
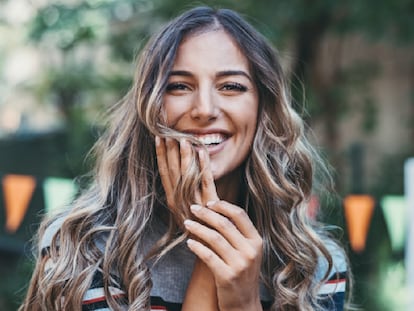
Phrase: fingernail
[
  {"left": 206, "top": 201, "right": 216, "bottom": 207},
  {"left": 184, "top": 219, "right": 194, "bottom": 227},
  {"left": 180, "top": 138, "right": 187, "bottom": 148},
  {"left": 186, "top": 238, "right": 195, "bottom": 247},
  {"left": 155, "top": 136, "right": 160, "bottom": 146},
  {"left": 190, "top": 204, "right": 202, "bottom": 212}
]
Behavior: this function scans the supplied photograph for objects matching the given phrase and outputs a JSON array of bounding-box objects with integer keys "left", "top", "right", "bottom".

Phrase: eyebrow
[
  {"left": 217, "top": 70, "right": 252, "bottom": 82},
  {"left": 169, "top": 70, "right": 253, "bottom": 82}
]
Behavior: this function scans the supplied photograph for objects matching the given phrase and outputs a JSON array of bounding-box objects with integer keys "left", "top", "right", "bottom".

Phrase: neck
[{"left": 215, "top": 168, "right": 243, "bottom": 204}]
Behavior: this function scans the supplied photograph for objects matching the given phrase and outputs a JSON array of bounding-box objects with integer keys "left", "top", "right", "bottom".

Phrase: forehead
[{"left": 173, "top": 29, "right": 250, "bottom": 70}]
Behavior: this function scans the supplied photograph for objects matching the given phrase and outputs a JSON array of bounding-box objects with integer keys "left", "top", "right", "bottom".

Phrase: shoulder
[
  {"left": 315, "top": 239, "right": 348, "bottom": 310},
  {"left": 39, "top": 213, "right": 108, "bottom": 253},
  {"left": 39, "top": 215, "right": 67, "bottom": 250},
  {"left": 315, "top": 239, "right": 347, "bottom": 282}
]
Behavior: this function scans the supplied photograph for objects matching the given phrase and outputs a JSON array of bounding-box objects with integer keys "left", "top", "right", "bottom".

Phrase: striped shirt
[
  {"left": 78, "top": 271, "right": 346, "bottom": 310},
  {"left": 42, "top": 216, "right": 347, "bottom": 310}
]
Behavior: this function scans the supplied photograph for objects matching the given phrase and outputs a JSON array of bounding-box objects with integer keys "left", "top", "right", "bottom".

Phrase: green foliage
[
  {"left": 361, "top": 98, "right": 378, "bottom": 133},
  {"left": 337, "top": 0, "right": 414, "bottom": 43},
  {"left": 338, "top": 61, "right": 380, "bottom": 133}
]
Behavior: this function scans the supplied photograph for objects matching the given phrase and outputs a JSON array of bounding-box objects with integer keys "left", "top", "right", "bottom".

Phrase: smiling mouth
[{"left": 193, "top": 133, "right": 228, "bottom": 147}]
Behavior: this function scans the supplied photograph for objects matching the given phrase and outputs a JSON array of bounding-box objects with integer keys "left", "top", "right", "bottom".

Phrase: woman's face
[{"left": 163, "top": 29, "right": 259, "bottom": 182}]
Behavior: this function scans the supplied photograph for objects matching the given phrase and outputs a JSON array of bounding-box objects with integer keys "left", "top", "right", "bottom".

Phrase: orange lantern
[
  {"left": 2, "top": 174, "right": 36, "bottom": 233},
  {"left": 343, "top": 194, "right": 375, "bottom": 252}
]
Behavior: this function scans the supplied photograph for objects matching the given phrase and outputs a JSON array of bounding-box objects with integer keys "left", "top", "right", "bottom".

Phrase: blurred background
[{"left": 0, "top": 0, "right": 413, "bottom": 310}]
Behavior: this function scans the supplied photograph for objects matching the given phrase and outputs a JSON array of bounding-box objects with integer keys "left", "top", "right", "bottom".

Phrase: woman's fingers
[
  {"left": 156, "top": 136, "right": 194, "bottom": 209},
  {"left": 180, "top": 139, "right": 192, "bottom": 176},
  {"left": 156, "top": 137, "right": 209, "bottom": 207},
  {"left": 198, "top": 149, "right": 219, "bottom": 204},
  {"left": 179, "top": 147, "right": 262, "bottom": 310},
  {"left": 184, "top": 210, "right": 262, "bottom": 307},
  {"left": 184, "top": 217, "right": 235, "bottom": 260},
  {"left": 206, "top": 201, "right": 262, "bottom": 241},
  {"left": 155, "top": 136, "right": 175, "bottom": 207},
  {"left": 179, "top": 139, "right": 204, "bottom": 204},
  {"left": 165, "top": 137, "right": 181, "bottom": 183},
  {"left": 186, "top": 237, "right": 228, "bottom": 274},
  {"left": 156, "top": 137, "right": 219, "bottom": 207},
  {"left": 186, "top": 203, "right": 262, "bottom": 260},
  {"left": 188, "top": 204, "right": 242, "bottom": 251},
  {"left": 188, "top": 150, "right": 262, "bottom": 260}
]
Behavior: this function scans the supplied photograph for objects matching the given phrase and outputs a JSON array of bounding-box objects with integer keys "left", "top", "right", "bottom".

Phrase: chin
[
  {"left": 209, "top": 165, "right": 227, "bottom": 181},
  {"left": 212, "top": 169, "right": 232, "bottom": 183},
  {"left": 211, "top": 171, "right": 220, "bottom": 181}
]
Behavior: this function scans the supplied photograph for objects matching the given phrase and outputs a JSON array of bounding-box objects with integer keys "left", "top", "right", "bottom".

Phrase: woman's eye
[
  {"left": 220, "top": 82, "right": 247, "bottom": 92},
  {"left": 166, "top": 83, "right": 189, "bottom": 92}
]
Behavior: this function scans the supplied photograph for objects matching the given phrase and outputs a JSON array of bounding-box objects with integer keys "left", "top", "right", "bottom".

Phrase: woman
[{"left": 20, "top": 6, "right": 348, "bottom": 311}]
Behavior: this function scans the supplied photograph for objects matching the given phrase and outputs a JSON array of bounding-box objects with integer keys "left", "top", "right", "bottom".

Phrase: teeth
[{"left": 195, "top": 134, "right": 226, "bottom": 146}]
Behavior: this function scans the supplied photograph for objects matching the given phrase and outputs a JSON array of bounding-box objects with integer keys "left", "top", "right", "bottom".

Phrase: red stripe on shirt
[{"left": 325, "top": 278, "right": 346, "bottom": 284}]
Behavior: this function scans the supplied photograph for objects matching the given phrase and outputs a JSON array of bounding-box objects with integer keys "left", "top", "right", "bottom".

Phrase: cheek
[
  {"left": 241, "top": 111, "right": 258, "bottom": 138},
  {"left": 163, "top": 102, "right": 180, "bottom": 127},
  {"left": 243, "top": 116, "right": 258, "bottom": 149},
  {"left": 239, "top": 96, "right": 259, "bottom": 135},
  {"left": 163, "top": 97, "right": 192, "bottom": 127}
]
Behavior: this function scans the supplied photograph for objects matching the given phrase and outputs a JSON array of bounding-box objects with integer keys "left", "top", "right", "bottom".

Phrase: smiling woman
[{"left": 19, "top": 6, "right": 349, "bottom": 311}]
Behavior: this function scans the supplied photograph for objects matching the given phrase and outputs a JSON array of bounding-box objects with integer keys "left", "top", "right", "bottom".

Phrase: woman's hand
[
  {"left": 156, "top": 136, "right": 219, "bottom": 310},
  {"left": 185, "top": 146, "right": 263, "bottom": 311},
  {"left": 155, "top": 136, "right": 263, "bottom": 310},
  {"left": 155, "top": 137, "right": 218, "bottom": 212},
  {"left": 185, "top": 200, "right": 263, "bottom": 310}
]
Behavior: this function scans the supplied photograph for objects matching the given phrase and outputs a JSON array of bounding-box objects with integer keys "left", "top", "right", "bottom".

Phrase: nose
[{"left": 190, "top": 88, "right": 219, "bottom": 122}]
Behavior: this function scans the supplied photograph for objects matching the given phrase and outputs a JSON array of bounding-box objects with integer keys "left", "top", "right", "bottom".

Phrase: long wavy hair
[{"left": 20, "top": 6, "right": 344, "bottom": 311}]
